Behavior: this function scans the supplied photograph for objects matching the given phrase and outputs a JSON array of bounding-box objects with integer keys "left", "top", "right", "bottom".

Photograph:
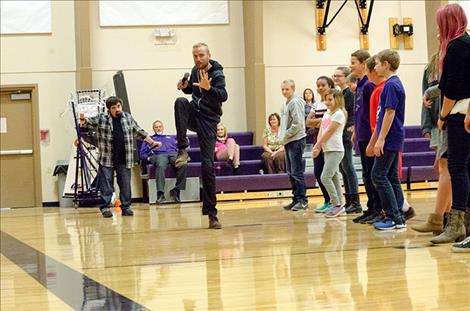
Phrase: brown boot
[
  {"left": 431, "top": 209, "right": 466, "bottom": 244},
  {"left": 411, "top": 213, "right": 443, "bottom": 235},
  {"left": 465, "top": 209, "right": 470, "bottom": 237}
]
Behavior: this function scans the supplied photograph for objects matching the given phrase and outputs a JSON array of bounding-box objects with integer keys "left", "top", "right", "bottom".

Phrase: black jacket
[
  {"left": 182, "top": 59, "right": 228, "bottom": 122},
  {"left": 439, "top": 33, "right": 470, "bottom": 101}
]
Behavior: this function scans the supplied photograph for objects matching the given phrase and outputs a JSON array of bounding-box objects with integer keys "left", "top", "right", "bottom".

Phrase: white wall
[
  {"left": 89, "top": 0, "right": 246, "bottom": 136},
  {"left": 263, "top": 1, "right": 429, "bottom": 125},
  {"left": 1, "top": 1, "right": 77, "bottom": 203}
]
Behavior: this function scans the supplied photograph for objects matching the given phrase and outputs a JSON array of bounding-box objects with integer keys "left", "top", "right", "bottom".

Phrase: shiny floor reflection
[{"left": 1, "top": 191, "right": 470, "bottom": 310}]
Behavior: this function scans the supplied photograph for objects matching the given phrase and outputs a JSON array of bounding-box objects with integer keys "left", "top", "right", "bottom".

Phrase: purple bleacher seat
[
  {"left": 405, "top": 126, "right": 422, "bottom": 139},
  {"left": 401, "top": 167, "right": 409, "bottom": 183},
  {"left": 188, "top": 145, "right": 264, "bottom": 162},
  {"left": 187, "top": 132, "right": 253, "bottom": 148},
  {"left": 215, "top": 173, "right": 316, "bottom": 192},
  {"left": 402, "top": 151, "right": 436, "bottom": 167},
  {"left": 403, "top": 138, "right": 432, "bottom": 153},
  {"left": 409, "top": 166, "right": 438, "bottom": 182}
]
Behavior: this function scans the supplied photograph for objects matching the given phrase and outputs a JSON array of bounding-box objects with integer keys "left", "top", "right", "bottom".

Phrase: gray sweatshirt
[{"left": 279, "top": 95, "right": 307, "bottom": 145}]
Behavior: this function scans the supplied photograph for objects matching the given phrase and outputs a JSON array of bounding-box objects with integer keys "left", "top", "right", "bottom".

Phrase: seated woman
[
  {"left": 215, "top": 123, "right": 240, "bottom": 175},
  {"left": 262, "top": 113, "right": 285, "bottom": 174}
]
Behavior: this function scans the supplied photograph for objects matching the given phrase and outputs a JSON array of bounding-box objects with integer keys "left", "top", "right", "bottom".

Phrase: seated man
[{"left": 140, "top": 120, "right": 187, "bottom": 203}]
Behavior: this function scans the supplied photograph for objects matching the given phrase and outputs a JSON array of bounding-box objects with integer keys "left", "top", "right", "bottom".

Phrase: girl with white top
[{"left": 313, "top": 89, "right": 347, "bottom": 218}]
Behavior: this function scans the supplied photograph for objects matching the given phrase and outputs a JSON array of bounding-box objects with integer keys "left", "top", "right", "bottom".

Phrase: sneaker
[
  {"left": 174, "top": 149, "right": 190, "bottom": 168},
  {"left": 364, "top": 213, "right": 386, "bottom": 225},
  {"left": 283, "top": 201, "right": 297, "bottom": 210},
  {"left": 315, "top": 202, "right": 332, "bottom": 213},
  {"left": 345, "top": 204, "right": 362, "bottom": 214},
  {"left": 100, "top": 207, "right": 113, "bottom": 218},
  {"left": 374, "top": 218, "right": 407, "bottom": 230},
  {"left": 291, "top": 201, "right": 308, "bottom": 211},
  {"left": 169, "top": 188, "right": 181, "bottom": 203},
  {"left": 121, "top": 207, "right": 134, "bottom": 216},
  {"left": 451, "top": 236, "right": 470, "bottom": 253},
  {"left": 373, "top": 218, "right": 397, "bottom": 230},
  {"left": 403, "top": 207, "right": 416, "bottom": 221},
  {"left": 325, "top": 205, "right": 346, "bottom": 218},
  {"left": 209, "top": 216, "right": 222, "bottom": 229},
  {"left": 156, "top": 191, "right": 165, "bottom": 204},
  {"left": 352, "top": 212, "right": 370, "bottom": 223}
]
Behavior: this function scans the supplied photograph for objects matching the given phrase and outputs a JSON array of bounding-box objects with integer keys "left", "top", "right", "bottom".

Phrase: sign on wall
[
  {"left": 460, "top": 1, "right": 470, "bottom": 29},
  {"left": 99, "top": 1, "right": 228, "bottom": 26},
  {"left": 0, "top": 1, "right": 51, "bottom": 34}
]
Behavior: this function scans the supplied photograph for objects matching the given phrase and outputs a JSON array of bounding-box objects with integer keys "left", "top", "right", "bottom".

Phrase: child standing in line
[
  {"left": 306, "top": 76, "right": 335, "bottom": 213},
  {"left": 368, "top": 49, "right": 407, "bottom": 230},
  {"left": 280, "top": 80, "right": 308, "bottom": 211},
  {"left": 313, "top": 89, "right": 347, "bottom": 217}
]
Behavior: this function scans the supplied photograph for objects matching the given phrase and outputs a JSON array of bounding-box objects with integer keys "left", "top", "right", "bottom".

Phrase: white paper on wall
[
  {"left": 0, "top": 1, "right": 51, "bottom": 34},
  {"left": 460, "top": 1, "right": 470, "bottom": 29},
  {"left": 99, "top": 1, "right": 228, "bottom": 26}
]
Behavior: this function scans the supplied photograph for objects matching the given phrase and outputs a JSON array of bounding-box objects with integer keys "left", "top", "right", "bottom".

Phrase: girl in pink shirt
[{"left": 215, "top": 123, "right": 240, "bottom": 174}]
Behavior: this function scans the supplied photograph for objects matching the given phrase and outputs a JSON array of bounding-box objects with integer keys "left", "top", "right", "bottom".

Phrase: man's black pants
[{"left": 175, "top": 97, "right": 218, "bottom": 216}]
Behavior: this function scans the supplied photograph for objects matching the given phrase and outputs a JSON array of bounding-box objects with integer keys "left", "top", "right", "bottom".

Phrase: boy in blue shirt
[{"left": 368, "top": 49, "right": 406, "bottom": 230}]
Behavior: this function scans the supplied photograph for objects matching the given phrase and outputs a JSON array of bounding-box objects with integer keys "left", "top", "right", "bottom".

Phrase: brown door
[{"left": 0, "top": 90, "right": 37, "bottom": 208}]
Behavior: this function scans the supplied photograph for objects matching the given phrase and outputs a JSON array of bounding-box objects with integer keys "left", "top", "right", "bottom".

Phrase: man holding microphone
[{"left": 174, "top": 42, "right": 228, "bottom": 229}]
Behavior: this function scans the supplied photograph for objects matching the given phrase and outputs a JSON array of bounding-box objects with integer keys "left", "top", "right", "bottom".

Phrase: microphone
[{"left": 181, "top": 72, "right": 190, "bottom": 84}]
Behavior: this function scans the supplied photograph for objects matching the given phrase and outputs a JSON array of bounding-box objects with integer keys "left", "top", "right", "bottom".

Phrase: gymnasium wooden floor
[{"left": 1, "top": 190, "right": 469, "bottom": 310}]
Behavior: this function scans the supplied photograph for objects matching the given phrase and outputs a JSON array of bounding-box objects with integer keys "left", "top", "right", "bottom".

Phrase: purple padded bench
[
  {"left": 188, "top": 132, "right": 253, "bottom": 148},
  {"left": 402, "top": 151, "right": 436, "bottom": 167},
  {"left": 409, "top": 166, "right": 437, "bottom": 182},
  {"left": 215, "top": 173, "right": 316, "bottom": 193},
  {"left": 188, "top": 145, "right": 264, "bottom": 162},
  {"left": 405, "top": 126, "right": 422, "bottom": 139},
  {"left": 403, "top": 138, "right": 432, "bottom": 153}
]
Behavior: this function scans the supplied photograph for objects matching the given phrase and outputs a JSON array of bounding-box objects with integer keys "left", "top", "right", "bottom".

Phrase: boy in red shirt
[{"left": 365, "top": 56, "right": 415, "bottom": 224}]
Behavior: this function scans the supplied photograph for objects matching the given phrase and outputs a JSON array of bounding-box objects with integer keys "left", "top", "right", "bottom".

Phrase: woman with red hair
[{"left": 431, "top": 4, "right": 470, "bottom": 252}]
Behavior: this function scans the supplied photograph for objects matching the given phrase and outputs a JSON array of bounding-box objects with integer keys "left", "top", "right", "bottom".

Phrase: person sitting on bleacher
[
  {"left": 140, "top": 120, "right": 187, "bottom": 204},
  {"left": 215, "top": 123, "right": 240, "bottom": 175},
  {"left": 262, "top": 113, "right": 285, "bottom": 174}
]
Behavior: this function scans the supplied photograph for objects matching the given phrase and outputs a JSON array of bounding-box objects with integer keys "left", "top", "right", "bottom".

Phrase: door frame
[{"left": 1, "top": 84, "right": 42, "bottom": 206}]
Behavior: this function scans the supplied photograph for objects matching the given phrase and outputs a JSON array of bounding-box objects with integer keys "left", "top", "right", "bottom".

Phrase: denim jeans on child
[
  {"left": 285, "top": 138, "right": 307, "bottom": 203},
  {"left": 371, "top": 150, "right": 404, "bottom": 222}
]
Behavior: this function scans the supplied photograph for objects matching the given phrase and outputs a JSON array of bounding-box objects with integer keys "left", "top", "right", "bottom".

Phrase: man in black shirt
[{"left": 174, "top": 43, "right": 228, "bottom": 229}]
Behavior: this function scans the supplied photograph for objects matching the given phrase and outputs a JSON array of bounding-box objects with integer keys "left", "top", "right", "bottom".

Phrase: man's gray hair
[{"left": 192, "top": 42, "right": 210, "bottom": 52}]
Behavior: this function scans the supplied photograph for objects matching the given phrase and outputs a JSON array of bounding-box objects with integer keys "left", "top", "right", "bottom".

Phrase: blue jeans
[
  {"left": 371, "top": 151, "right": 404, "bottom": 222},
  {"left": 358, "top": 141, "right": 381, "bottom": 213},
  {"left": 98, "top": 164, "right": 131, "bottom": 208},
  {"left": 285, "top": 138, "right": 307, "bottom": 203},
  {"left": 447, "top": 114, "right": 470, "bottom": 212},
  {"left": 339, "top": 133, "right": 359, "bottom": 194}
]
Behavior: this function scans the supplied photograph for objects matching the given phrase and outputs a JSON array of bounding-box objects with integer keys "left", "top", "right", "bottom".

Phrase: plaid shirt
[{"left": 83, "top": 112, "right": 148, "bottom": 168}]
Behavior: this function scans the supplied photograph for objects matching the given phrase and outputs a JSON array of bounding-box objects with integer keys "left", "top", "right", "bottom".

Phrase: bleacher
[{"left": 141, "top": 125, "right": 436, "bottom": 202}]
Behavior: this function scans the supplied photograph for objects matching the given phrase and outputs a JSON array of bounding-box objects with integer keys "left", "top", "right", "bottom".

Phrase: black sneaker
[
  {"left": 291, "top": 201, "right": 308, "bottom": 211},
  {"left": 209, "top": 216, "right": 222, "bottom": 229},
  {"left": 121, "top": 207, "right": 134, "bottom": 216},
  {"left": 100, "top": 207, "right": 113, "bottom": 218},
  {"left": 352, "top": 212, "right": 370, "bottom": 223},
  {"left": 364, "top": 213, "right": 386, "bottom": 224},
  {"left": 175, "top": 149, "right": 190, "bottom": 168},
  {"left": 156, "top": 191, "right": 165, "bottom": 204},
  {"left": 283, "top": 201, "right": 297, "bottom": 210},
  {"left": 169, "top": 188, "right": 181, "bottom": 203},
  {"left": 345, "top": 204, "right": 363, "bottom": 214},
  {"left": 403, "top": 207, "right": 416, "bottom": 221},
  {"left": 451, "top": 236, "right": 470, "bottom": 253}
]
